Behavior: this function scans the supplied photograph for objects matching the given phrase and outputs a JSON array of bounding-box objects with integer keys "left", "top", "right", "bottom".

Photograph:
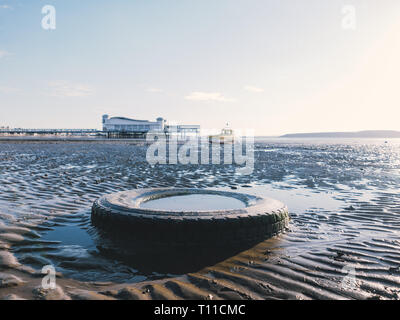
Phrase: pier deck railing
[{"left": 0, "top": 128, "right": 100, "bottom": 134}]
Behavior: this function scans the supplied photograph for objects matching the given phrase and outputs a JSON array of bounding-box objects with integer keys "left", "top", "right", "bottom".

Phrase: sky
[{"left": 1, "top": 0, "right": 400, "bottom": 135}]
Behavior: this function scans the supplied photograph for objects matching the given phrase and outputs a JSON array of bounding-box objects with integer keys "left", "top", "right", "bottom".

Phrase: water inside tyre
[{"left": 140, "top": 194, "right": 246, "bottom": 211}]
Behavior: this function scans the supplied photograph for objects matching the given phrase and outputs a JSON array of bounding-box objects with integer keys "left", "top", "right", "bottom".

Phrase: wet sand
[{"left": 1, "top": 139, "right": 400, "bottom": 300}]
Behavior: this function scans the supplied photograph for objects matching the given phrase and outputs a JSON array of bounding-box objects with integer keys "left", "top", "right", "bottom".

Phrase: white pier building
[{"left": 102, "top": 115, "right": 200, "bottom": 139}]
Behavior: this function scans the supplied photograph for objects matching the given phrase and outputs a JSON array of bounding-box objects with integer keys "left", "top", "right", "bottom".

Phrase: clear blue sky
[{"left": 1, "top": 0, "right": 400, "bottom": 135}]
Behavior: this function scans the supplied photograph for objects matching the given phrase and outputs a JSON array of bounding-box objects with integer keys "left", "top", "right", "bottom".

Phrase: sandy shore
[{"left": 1, "top": 140, "right": 400, "bottom": 300}]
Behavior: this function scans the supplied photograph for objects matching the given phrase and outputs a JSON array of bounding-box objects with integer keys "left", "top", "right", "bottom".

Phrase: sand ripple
[{"left": 0, "top": 140, "right": 400, "bottom": 299}]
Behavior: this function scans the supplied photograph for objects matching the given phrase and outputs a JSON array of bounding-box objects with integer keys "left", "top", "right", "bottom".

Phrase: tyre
[{"left": 91, "top": 188, "right": 289, "bottom": 248}]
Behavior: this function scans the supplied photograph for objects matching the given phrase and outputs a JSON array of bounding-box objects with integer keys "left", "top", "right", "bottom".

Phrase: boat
[{"left": 208, "top": 127, "right": 234, "bottom": 144}]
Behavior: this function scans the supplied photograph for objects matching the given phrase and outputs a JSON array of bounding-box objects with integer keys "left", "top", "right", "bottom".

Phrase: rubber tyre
[{"left": 91, "top": 188, "right": 289, "bottom": 248}]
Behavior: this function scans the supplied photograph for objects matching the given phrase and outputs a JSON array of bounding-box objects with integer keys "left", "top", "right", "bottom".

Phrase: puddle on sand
[
  {"left": 42, "top": 225, "right": 95, "bottom": 248},
  {"left": 224, "top": 183, "right": 344, "bottom": 213},
  {"left": 140, "top": 194, "right": 246, "bottom": 211}
]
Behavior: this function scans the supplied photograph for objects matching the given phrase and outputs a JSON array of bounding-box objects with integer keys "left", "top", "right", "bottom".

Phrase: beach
[{"left": 1, "top": 138, "right": 400, "bottom": 300}]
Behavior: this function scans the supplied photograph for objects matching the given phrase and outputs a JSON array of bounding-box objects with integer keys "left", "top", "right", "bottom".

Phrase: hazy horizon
[{"left": 1, "top": 0, "right": 400, "bottom": 135}]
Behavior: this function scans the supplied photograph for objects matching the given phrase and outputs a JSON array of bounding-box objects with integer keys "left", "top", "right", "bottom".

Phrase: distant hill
[{"left": 280, "top": 130, "right": 400, "bottom": 139}]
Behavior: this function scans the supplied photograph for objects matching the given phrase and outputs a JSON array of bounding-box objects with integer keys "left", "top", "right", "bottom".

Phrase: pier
[
  {"left": 0, "top": 128, "right": 100, "bottom": 135},
  {"left": 0, "top": 126, "right": 201, "bottom": 140},
  {"left": 0, "top": 115, "right": 200, "bottom": 139}
]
